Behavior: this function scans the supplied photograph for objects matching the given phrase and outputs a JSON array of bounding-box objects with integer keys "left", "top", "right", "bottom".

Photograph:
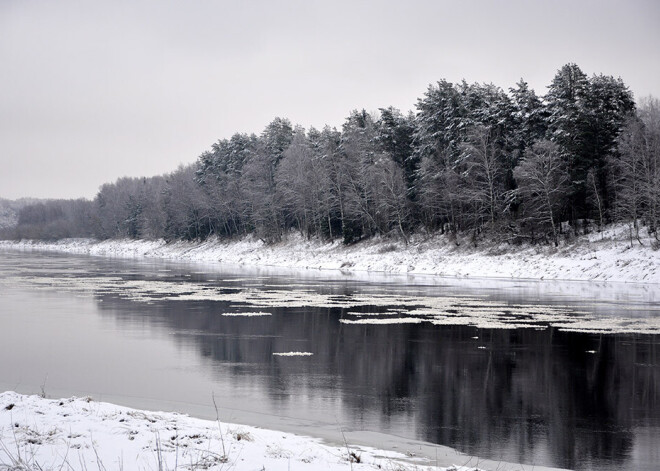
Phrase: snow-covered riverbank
[
  {"left": 1, "top": 224, "right": 659, "bottom": 283},
  {"left": 1, "top": 392, "right": 568, "bottom": 471},
  {"left": 0, "top": 391, "right": 430, "bottom": 470}
]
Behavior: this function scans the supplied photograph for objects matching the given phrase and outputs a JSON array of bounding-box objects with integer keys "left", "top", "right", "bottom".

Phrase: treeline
[
  {"left": 2, "top": 198, "right": 95, "bottom": 240},
  {"left": 0, "top": 199, "right": 19, "bottom": 230},
  {"left": 3, "top": 64, "right": 659, "bottom": 245}
]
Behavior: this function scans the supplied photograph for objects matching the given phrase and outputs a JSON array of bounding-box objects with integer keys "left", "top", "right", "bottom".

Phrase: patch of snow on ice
[
  {"left": 1, "top": 249, "right": 658, "bottom": 335},
  {"left": 340, "top": 317, "right": 424, "bottom": 325},
  {"left": 222, "top": 311, "right": 271, "bottom": 317},
  {"left": 272, "top": 351, "right": 314, "bottom": 356}
]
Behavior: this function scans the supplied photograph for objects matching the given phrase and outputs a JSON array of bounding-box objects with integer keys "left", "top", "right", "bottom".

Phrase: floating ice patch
[
  {"left": 340, "top": 317, "right": 424, "bottom": 325},
  {"left": 553, "top": 316, "right": 660, "bottom": 335},
  {"left": 220, "top": 277, "right": 270, "bottom": 282},
  {"left": 272, "top": 352, "right": 313, "bottom": 356},
  {"left": 222, "top": 312, "right": 271, "bottom": 317},
  {"left": 5, "top": 267, "right": 659, "bottom": 335},
  {"left": 345, "top": 310, "right": 400, "bottom": 316}
]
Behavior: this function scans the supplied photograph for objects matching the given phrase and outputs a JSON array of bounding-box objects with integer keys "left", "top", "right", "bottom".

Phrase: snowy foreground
[
  {"left": 1, "top": 224, "right": 659, "bottom": 283},
  {"left": 0, "top": 391, "right": 560, "bottom": 471}
]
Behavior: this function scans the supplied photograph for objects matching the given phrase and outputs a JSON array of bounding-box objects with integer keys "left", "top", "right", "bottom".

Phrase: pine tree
[
  {"left": 545, "top": 64, "right": 635, "bottom": 227},
  {"left": 376, "top": 107, "right": 416, "bottom": 192},
  {"left": 510, "top": 79, "right": 547, "bottom": 165}
]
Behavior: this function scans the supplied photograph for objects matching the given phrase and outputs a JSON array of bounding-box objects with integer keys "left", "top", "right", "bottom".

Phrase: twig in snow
[
  {"left": 40, "top": 375, "right": 48, "bottom": 399},
  {"left": 339, "top": 427, "right": 360, "bottom": 469},
  {"left": 211, "top": 393, "right": 228, "bottom": 463},
  {"left": 89, "top": 434, "right": 106, "bottom": 471}
]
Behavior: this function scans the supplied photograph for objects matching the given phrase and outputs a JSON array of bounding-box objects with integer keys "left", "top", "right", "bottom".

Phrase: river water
[{"left": 0, "top": 250, "right": 658, "bottom": 470}]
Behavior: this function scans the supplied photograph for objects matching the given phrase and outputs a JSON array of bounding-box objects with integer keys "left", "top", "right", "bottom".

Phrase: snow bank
[
  {"left": 0, "top": 391, "right": 509, "bottom": 471},
  {"left": 1, "top": 224, "right": 658, "bottom": 283}
]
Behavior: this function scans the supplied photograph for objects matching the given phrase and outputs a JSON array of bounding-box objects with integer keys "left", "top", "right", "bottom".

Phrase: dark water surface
[{"left": 0, "top": 250, "right": 658, "bottom": 470}]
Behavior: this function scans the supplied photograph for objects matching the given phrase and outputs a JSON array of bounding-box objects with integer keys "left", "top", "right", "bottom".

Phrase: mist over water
[{"left": 0, "top": 251, "right": 658, "bottom": 470}]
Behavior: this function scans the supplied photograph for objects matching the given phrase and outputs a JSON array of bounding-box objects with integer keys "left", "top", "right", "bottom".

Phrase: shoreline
[
  {"left": 1, "top": 224, "right": 659, "bottom": 284},
  {"left": 0, "top": 391, "right": 567, "bottom": 471}
]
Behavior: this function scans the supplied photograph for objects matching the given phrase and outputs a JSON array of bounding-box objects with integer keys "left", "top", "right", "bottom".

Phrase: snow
[
  {"left": 0, "top": 391, "right": 544, "bottom": 471},
  {"left": 272, "top": 352, "right": 314, "bottom": 356},
  {"left": 0, "top": 392, "right": 421, "bottom": 470},
  {"left": 222, "top": 312, "right": 271, "bottom": 317},
  {"left": 0, "top": 224, "right": 658, "bottom": 284},
  {"left": 340, "top": 317, "right": 425, "bottom": 325}
]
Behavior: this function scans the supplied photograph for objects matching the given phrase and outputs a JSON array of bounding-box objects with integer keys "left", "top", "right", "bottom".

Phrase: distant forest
[{"left": 2, "top": 63, "right": 659, "bottom": 247}]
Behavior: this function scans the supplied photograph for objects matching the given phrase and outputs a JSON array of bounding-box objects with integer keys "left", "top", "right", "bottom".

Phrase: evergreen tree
[
  {"left": 545, "top": 63, "right": 635, "bottom": 226},
  {"left": 413, "top": 80, "right": 466, "bottom": 166},
  {"left": 376, "top": 107, "right": 417, "bottom": 192},
  {"left": 261, "top": 117, "right": 294, "bottom": 166},
  {"left": 582, "top": 74, "right": 635, "bottom": 218},
  {"left": 510, "top": 79, "right": 547, "bottom": 165}
]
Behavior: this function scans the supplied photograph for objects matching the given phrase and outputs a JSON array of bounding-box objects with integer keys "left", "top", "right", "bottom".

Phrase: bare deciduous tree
[
  {"left": 514, "top": 140, "right": 569, "bottom": 246},
  {"left": 612, "top": 97, "right": 660, "bottom": 244},
  {"left": 458, "top": 125, "right": 506, "bottom": 232}
]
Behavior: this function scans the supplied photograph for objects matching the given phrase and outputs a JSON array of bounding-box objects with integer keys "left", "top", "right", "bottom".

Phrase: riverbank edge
[
  {"left": 1, "top": 224, "right": 659, "bottom": 284},
  {"left": 0, "top": 391, "right": 569, "bottom": 471}
]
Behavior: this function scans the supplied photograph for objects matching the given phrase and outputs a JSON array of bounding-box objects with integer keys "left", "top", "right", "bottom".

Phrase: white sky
[{"left": 1, "top": 0, "right": 659, "bottom": 199}]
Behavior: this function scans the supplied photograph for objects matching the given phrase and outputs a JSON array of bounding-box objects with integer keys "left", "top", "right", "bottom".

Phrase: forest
[{"left": 2, "top": 63, "right": 659, "bottom": 247}]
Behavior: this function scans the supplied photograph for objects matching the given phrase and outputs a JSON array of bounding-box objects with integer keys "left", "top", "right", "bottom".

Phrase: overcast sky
[{"left": 1, "top": 0, "right": 659, "bottom": 200}]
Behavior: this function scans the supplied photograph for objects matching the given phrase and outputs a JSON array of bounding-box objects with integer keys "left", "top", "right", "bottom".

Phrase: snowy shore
[
  {"left": 0, "top": 392, "right": 567, "bottom": 471},
  {"left": 0, "top": 391, "right": 439, "bottom": 470},
  {"left": 1, "top": 224, "right": 659, "bottom": 284}
]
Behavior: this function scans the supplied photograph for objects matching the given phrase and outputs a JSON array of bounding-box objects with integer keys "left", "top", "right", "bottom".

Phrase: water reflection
[{"left": 0, "top": 251, "right": 658, "bottom": 470}]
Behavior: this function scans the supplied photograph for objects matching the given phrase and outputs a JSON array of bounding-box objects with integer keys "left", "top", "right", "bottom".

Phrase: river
[{"left": 0, "top": 250, "right": 658, "bottom": 470}]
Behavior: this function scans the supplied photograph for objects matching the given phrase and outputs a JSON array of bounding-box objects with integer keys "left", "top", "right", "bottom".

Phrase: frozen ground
[
  {"left": 0, "top": 392, "right": 567, "bottom": 471},
  {"left": 1, "top": 224, "right": 658, "bottom": 283}
]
